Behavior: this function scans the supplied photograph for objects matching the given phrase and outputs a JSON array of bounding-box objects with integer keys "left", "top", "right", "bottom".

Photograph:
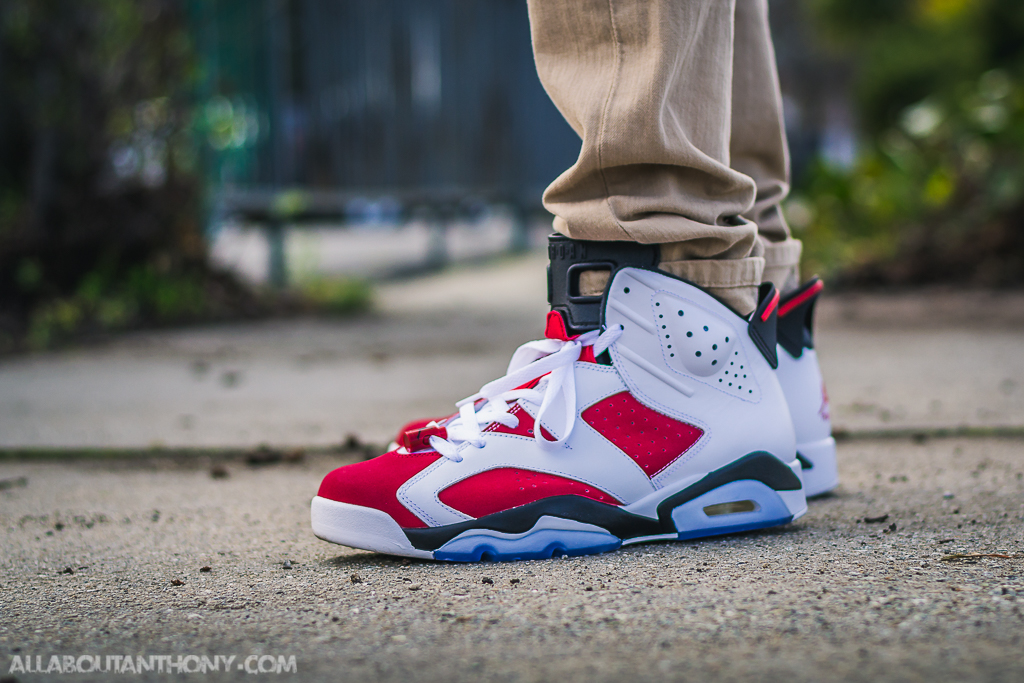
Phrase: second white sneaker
[{"left": 776, "top": 278, "right": 838, "bottom": 496}]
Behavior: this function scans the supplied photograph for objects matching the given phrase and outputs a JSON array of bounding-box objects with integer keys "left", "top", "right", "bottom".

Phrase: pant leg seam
[{"left": 597, "top": 0, "right": 634, "bottom": 240}]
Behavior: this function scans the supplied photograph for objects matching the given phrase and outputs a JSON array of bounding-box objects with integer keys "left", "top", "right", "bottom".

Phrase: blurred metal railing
[{"left": 189, "top": 0, "right": 579, "bottom": 284}]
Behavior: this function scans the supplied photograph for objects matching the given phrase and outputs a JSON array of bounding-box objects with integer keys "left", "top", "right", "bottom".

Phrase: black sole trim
[{"left": 404, "top": 451, "right": 801, "bottom": 552}]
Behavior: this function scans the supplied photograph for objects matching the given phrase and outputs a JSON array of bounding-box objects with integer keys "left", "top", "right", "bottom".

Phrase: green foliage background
[
  {"left": 3, "top": 0, "right": 1021, "bottom": 353},
  {"left": 794, "top": 0, "right": 1024, "bottom": 286},
  {"left": 0, "top": 0, "right": 265, "bottom": 352}
]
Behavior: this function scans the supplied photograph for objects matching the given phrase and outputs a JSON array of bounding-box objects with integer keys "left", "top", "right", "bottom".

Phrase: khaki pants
[{"left": 528, "top": 0, "right": 801, "bottom": 314}]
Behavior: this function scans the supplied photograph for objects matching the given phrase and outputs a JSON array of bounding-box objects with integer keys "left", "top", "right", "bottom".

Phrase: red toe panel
[{"left": 317, "top": 450, "right": 442, "bottom": 528}]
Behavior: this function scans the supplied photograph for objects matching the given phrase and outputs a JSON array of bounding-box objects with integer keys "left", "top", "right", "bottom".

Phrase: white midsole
[
  {"left": 798, "top": 436, "right": 838, "bottom": 497},
  {"left": 444, "top": 516, "right": 609, "bottom": 544},
  {"left": 310, "top": 497, "right": 433, "bottom": 559},
  {"left": 312, "top": 455, "right": 807, "bottom": 558},
  {"left": 625, "top": 455, "right": 807, "bottom": 521}
]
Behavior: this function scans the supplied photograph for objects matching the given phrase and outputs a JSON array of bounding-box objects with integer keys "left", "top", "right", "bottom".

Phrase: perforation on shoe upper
[{"left": 651, "top": 291, "right": 763, "bottom": 401}]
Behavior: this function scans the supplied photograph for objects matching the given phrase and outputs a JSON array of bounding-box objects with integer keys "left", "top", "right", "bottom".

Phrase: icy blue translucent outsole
[
  {"left": 671, "top": 480, "right": 795, "bottom": 540},
  {"left": 434, "top": 529, "right": 621, "bottom": 562},
  {"left": 431, "top": 479, "right": 797, "bottom": 562}
]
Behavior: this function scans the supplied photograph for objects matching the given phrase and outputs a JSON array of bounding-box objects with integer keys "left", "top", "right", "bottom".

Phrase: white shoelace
[{"left": 427, "top": 325, "right": 624, "bottom": 462}]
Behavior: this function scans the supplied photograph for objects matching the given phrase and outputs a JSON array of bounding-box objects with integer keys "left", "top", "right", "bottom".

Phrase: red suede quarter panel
[
  {"left": 438, "top": 468, "right": 622, "bottom": 518},
  {"left": 581, "top": 391, "right": 703, "bottom": 477},
  {"left": 317, "top": 450, "right": 442, "bottom": 528}
]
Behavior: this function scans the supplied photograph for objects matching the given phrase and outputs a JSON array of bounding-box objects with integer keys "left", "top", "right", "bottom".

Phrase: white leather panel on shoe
[
  {"left": 518, "top": 362, "right": 661, "bottom": 500},
  {"left": 398, "top": 362, "right": 657, "bottom": 527},
  {"left": 605, "top": 268, "right": 796, "bottom": 488},
  {"left": 776, "top": 347, "right": 831, "bottom": 445}
]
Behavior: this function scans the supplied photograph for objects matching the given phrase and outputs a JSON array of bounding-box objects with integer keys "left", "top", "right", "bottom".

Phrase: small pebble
[
  {"left": 943, "top": 491, "right": 955, "bottom": 499},
  {"left": 408, "top": 583, "right": 421, "bottom": 591},
  {"left": 392, "top": 635, "right": 407, "bottom": 643}
]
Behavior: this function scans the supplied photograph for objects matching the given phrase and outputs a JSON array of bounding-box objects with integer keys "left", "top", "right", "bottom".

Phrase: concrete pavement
[
  {"left": 1, "top": 252, "right": 1024, "bottom": 682},
  {"left": 2, "top": 253, "right": 1024, "bottom": 449},
  {"left": 1, "top": 440, "right": 1022, "bottom": 682}
]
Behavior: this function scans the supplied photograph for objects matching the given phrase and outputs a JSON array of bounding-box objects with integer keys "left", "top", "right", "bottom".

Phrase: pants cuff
[
  {"left": 657, "top": 256, "right": 765, "bottom": 317},
  {"left": 760, "top": 237, "right": 802, "bottom": 295}
]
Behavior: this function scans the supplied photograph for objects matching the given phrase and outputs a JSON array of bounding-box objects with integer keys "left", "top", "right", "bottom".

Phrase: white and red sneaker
[
  {"left": 386, "top": 274, "right": 839, "bottom": 499},
  {"left": 776, "top": 278, "right": 837, "bottom": 496},
  {"left": 311, "top": 253, "right": 807, "bottom": 561}
]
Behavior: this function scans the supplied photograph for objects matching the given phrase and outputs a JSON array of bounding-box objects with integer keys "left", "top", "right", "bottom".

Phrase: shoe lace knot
[{"left": 425, "top": 325, "right": 623, "bottom": 462}]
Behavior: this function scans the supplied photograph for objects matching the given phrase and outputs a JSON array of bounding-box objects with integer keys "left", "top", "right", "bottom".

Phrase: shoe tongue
[
  {"left": 544, "top": 310, "right": 600, "bottom": 364},
  {"left": 514, "top": 377, "right": 543, "bottom": 392},
  {"left": 544, "top": 310, "right": 578, "bottom": 341}
]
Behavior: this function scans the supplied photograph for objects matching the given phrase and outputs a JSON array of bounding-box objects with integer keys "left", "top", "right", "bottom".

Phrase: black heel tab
[
  {"left": 777, "top": 278, "right": 823, "bottom": 359},
  {"left": 547, "top": 234, "right": 658, "bottom": 335},
  {"left": 748, "top": 283, "right": 779, "bottom": 369}
]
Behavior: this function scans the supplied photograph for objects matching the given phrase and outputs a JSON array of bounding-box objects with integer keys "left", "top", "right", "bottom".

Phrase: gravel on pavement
[{"left": 1, "top": 438, "right": 1023, "bottom": 683}]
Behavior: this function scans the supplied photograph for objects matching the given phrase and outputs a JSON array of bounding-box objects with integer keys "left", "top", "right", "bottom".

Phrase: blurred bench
[{"left": 213, "top": 187, "right": 539, "bottom": 287}]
